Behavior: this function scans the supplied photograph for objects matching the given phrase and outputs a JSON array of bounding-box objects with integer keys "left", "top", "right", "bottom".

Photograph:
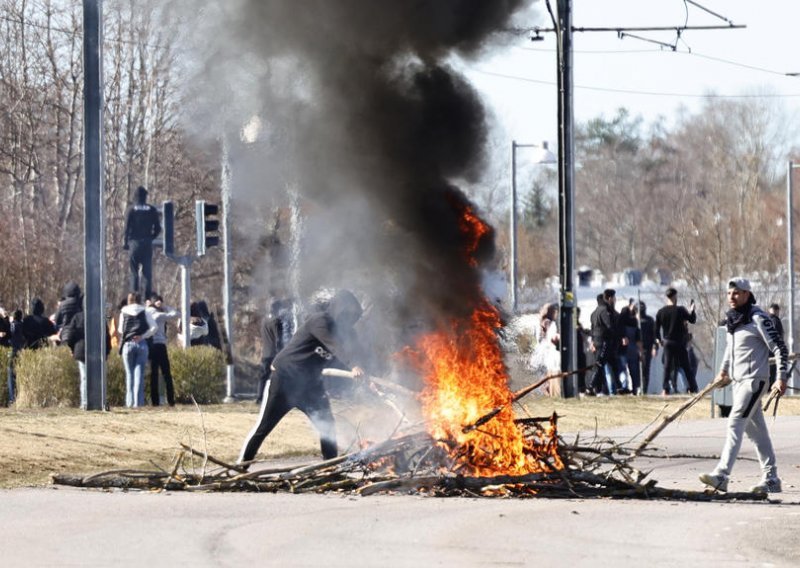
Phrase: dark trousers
[
  {"left": 662, "top": 340, "right": 697, "bottom": 394},
  {"left": 149, "top": 342, "right": 175, "bottom": 406},
  {"left": 590, "top": 342, "right": 621, "bottom": 394},
  {"left": 625, "top": 347, "right": 641, "bottom": 393},
  {"left": 239, "top": 369, "right": 337, "bottom": 463},
  {"left": 256, "top": 357, "right": 274, "bottom": 404},
  {"left": 6, "top": 349, "right": 18, "bottom": 405},
  {"left": 642, "top": 349, "right": 654, "bottom": 394},
  {"left": 128, "top": 239, "right": 154, "bottom": 298}
]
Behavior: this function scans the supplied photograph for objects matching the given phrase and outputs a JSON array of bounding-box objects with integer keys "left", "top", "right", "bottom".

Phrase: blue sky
[{"left": 464, "top": 0, "right": 800, "bottom": 147}]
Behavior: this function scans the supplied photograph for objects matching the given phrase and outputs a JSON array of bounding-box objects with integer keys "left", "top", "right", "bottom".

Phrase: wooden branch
[
  {"left": 180, "top": 443, "right": 248, "bottom": 473},
  {"left": 321, "top": 368, "right": 416, "bottom": 396},
  {"left": 462, "top": 366, "right": 593, "bottom": 434},
  {"left": 633, "top": 376, "right": 728, "bottom": 456}
]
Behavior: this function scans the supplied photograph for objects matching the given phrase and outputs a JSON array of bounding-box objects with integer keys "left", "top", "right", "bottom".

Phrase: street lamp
[
  {"left": 510, "top": 140, "right": 557, "bottom": 313},
  {"left": 788, "top": 161, "right": 800, "bottom": 384}
]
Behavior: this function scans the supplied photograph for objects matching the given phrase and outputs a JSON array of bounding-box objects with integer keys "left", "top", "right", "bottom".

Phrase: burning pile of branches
[{"left": 51, "top": 394, "right": 764, "bottom": 502}]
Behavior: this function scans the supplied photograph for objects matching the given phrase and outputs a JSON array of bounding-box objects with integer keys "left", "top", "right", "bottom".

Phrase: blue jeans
[
  {"left": 7, "top": 350, "right": 18, "bottom": 405},
  {"left": 122, "top": 340, "right": 149, "bottom": 407},
  {"left": 78, "top": 361, "right": 87, "bottom": 409}
]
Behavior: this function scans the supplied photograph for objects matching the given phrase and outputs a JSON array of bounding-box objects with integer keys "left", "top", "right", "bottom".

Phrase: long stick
[
  {"left": 462, "top": 365, "right": 595, "bottom": 433},
  {"left": 633, "top": 376, "right": 728, "bottom": 456},
  {"left": 321, "top": 368, "right": 416, "bottom": 396}
]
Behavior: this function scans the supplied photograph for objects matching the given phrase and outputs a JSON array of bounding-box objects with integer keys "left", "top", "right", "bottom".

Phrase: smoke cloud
[{"left": 180, "top": 0, "right": 530, "bottom": 349}]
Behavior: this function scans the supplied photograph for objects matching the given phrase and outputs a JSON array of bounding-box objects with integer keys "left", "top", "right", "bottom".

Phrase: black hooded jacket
[
  {"left": 272, "top": 290, "right": 362, "bottom": 381},
  {"left": 22, "top": 298, "right": 56, "bottom": 349},
  {"left": 590, "top": 299, "right": 621, "bottom": 347},
  {"left": 124, "top": 186, "right": 161, "bottom": 246},
  {"left": 55, "top": 282, "right": 83, "bottom": 334},
  {"left": 63, "top": 311, "right": 111, "bottom": 363}
]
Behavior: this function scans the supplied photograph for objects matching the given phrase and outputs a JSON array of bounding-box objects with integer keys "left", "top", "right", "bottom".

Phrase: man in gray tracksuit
[{"left": 700, "top": 277, "right": 788, "bottom": 494}]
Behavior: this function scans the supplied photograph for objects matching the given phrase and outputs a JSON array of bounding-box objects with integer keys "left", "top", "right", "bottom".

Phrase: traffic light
[
  {"left": 195, "top": 200, "right": 220, "bottom": 256},
  {"left": 161, "top": 200, "right": 174, "bottom": 256}
]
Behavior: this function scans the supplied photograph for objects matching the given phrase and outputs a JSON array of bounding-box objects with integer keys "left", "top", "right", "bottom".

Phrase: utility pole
[
  {"left": 530, "top": 0, "right": 744, "bottom": 398},
  {"left": 83, "top": 0, "right": 106, "bottom": 410},
  {"left": 556, "top": 0, "right": 577, "bottom": 397},
  {"left": 221, "top": 137, "right": 235, "bottom": 402},
  {"left": 788, "top": 162, "right": 799, "bottom": 391}
]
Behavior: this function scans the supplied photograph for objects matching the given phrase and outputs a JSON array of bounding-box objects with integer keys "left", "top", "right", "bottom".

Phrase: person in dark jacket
[
  {"left": 54, "top": 282, "right": 82, "bottom": 342},
  {"left": 767, "top": 303, "right": 784, "bottom": 386},
  {"left": 238, "top": 290, "right": 365, "bottom": 465},
  {"left": 6, "top": 309, "right": 24, "bottom": 405},
  {"left": 22, "top": 298, "right": 56, "bottom": 349},
  {"left": 123, "top": 185, "right": 161, "bottom": 299},
  {"left": 575, "top": 307, "right": 588, "bottom": 393},
  {"left": 256, "top": 299, "right": 295, "bottom": 404},
  {"left": 655, "top": 287, "right": 697, "bottom": 394},
  {"left": 638, "top": 302, "right": 657, "bottom": 394},
  {"left": 589, "top": 290, "right": 625, "bottom": 395},
  {"left": 183, "top": 301, "right": 222, "bottom": 349},
  {"left": 619, "top": 300, "right": 640, "bottom": 394},
  {"left": 63, "top": 310, "right": 111, "bottom": 409}
]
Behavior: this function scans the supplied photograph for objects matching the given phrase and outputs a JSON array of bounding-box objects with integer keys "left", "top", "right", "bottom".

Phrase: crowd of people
[
  {"left": 528, "top": 284, "right": 786, "bottom": 398},
  {"left": 0, "top": 282, "right": 195, "bottom": 409}
]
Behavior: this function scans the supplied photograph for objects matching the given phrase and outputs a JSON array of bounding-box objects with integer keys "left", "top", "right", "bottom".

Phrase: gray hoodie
[{"left": 720, "top": 306, "right": 788, "bottom": 381}]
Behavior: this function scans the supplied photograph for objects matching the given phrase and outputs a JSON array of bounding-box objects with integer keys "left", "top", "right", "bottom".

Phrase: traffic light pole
[{"left": 221, "top": 137, "right": 235, "bottom": 402}]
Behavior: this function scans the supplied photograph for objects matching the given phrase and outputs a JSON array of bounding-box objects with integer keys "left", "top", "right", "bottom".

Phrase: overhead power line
[{"left": 471, "top": 68, "right": 800, "bottom": 99}]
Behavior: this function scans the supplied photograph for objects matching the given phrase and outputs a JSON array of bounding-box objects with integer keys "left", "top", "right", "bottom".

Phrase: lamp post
[
  {"left": 788, "top": 162, "right": 800, "bottom": 389},
  {"left": 510, "top": 140, "right": 557, "bottom": 313}
]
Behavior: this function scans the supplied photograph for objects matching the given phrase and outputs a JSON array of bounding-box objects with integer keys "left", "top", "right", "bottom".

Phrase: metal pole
[
  {"left": 180, "top": 260, "right": 191, "bottom": 349},
  {"left": 82, "top": 0, "right": 106, "bottom": 410},
  {"left": 221, "top": 137, "right": 235, "bottom": 402},
  {"left": 510, "top": 141, "right": 518, "bottom": 313},
  {"left": 556, "top": 0, "right": 577, "bottom": 397},
  {"left": 788, "top": 161, "right": 795, "bottom": 350}
]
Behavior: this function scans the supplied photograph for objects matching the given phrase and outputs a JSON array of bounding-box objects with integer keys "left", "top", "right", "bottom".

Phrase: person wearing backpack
[{"left": 118, "top": 292, "right": 157, "bottom": 408}]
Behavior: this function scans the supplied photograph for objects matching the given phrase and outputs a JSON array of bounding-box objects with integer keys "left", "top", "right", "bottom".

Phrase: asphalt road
[{"left": 3, "top": 416, "right": 800, "bottom": 567}]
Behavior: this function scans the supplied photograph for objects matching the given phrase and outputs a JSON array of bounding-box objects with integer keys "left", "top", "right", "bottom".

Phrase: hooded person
[
  {"left": 54, "top": 282, "right": 83, "bottom": 341},
  {"left": 123, "top": 185, "right": 161, "bottom": 299},
  {"left": 21, "top": 298, "right": 56, "bottom": 349},
  {"left": 238, "top": 289, "right": 365, "bottom": 465}
]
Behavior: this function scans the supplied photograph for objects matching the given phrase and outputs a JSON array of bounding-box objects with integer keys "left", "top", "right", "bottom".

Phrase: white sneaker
[
  {"left": 699, "top": 472, "right": 728, "bottom": 492},
  {"left": 750, "top": 477, "right": 782, "bottom": 494}
]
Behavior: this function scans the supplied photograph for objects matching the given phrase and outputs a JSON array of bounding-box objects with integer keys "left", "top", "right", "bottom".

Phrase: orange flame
[{"left": 404, "top": 204, "right": 561, "bottom": 477}]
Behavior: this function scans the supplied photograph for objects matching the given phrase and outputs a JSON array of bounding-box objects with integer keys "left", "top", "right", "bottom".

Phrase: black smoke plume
[{"left": 184, "top": 0, "right": 528, "bottom": 335}]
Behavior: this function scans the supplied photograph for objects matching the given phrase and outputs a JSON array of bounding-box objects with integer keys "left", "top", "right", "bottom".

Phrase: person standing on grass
[
  {"left": 146, "top": 294, "right": 180, "bottom": 407},
  {"left": 6, "top": 309, "right": 24, "bottom": 406},
  {"left": 699, "top": 278, "right": 787, "bottom": 494},
  {"left": 256, "top": 299, "right": 295, "bottom": 405},
  {"left": 767, "top": 303, "right": 784, "bottom": 387},
  {"left": 22, "top": 298, "right": 56, "bottom": 349},
  {"left": 118, "top": 292, "right": 157, "bottom": 408},
  {"left": 589, "top": 290, "right": 625, "bottom": 395},
  {"left": 63, "top": 310, "right": 111, "bottom": 410},
  {"left": 638, "top": 302, "right": 657, "bottom": 395},
  {"left": 655, "top": 287, "right": 697, "bottom": 394}
]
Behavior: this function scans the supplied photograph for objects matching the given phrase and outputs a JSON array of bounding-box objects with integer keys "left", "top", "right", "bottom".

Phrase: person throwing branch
[
  {"left": 699, "top": 277, "right": 788, "bottom": 494},
  {"left": 238, "top": 290, "right": 365, "bottom": 466}
]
